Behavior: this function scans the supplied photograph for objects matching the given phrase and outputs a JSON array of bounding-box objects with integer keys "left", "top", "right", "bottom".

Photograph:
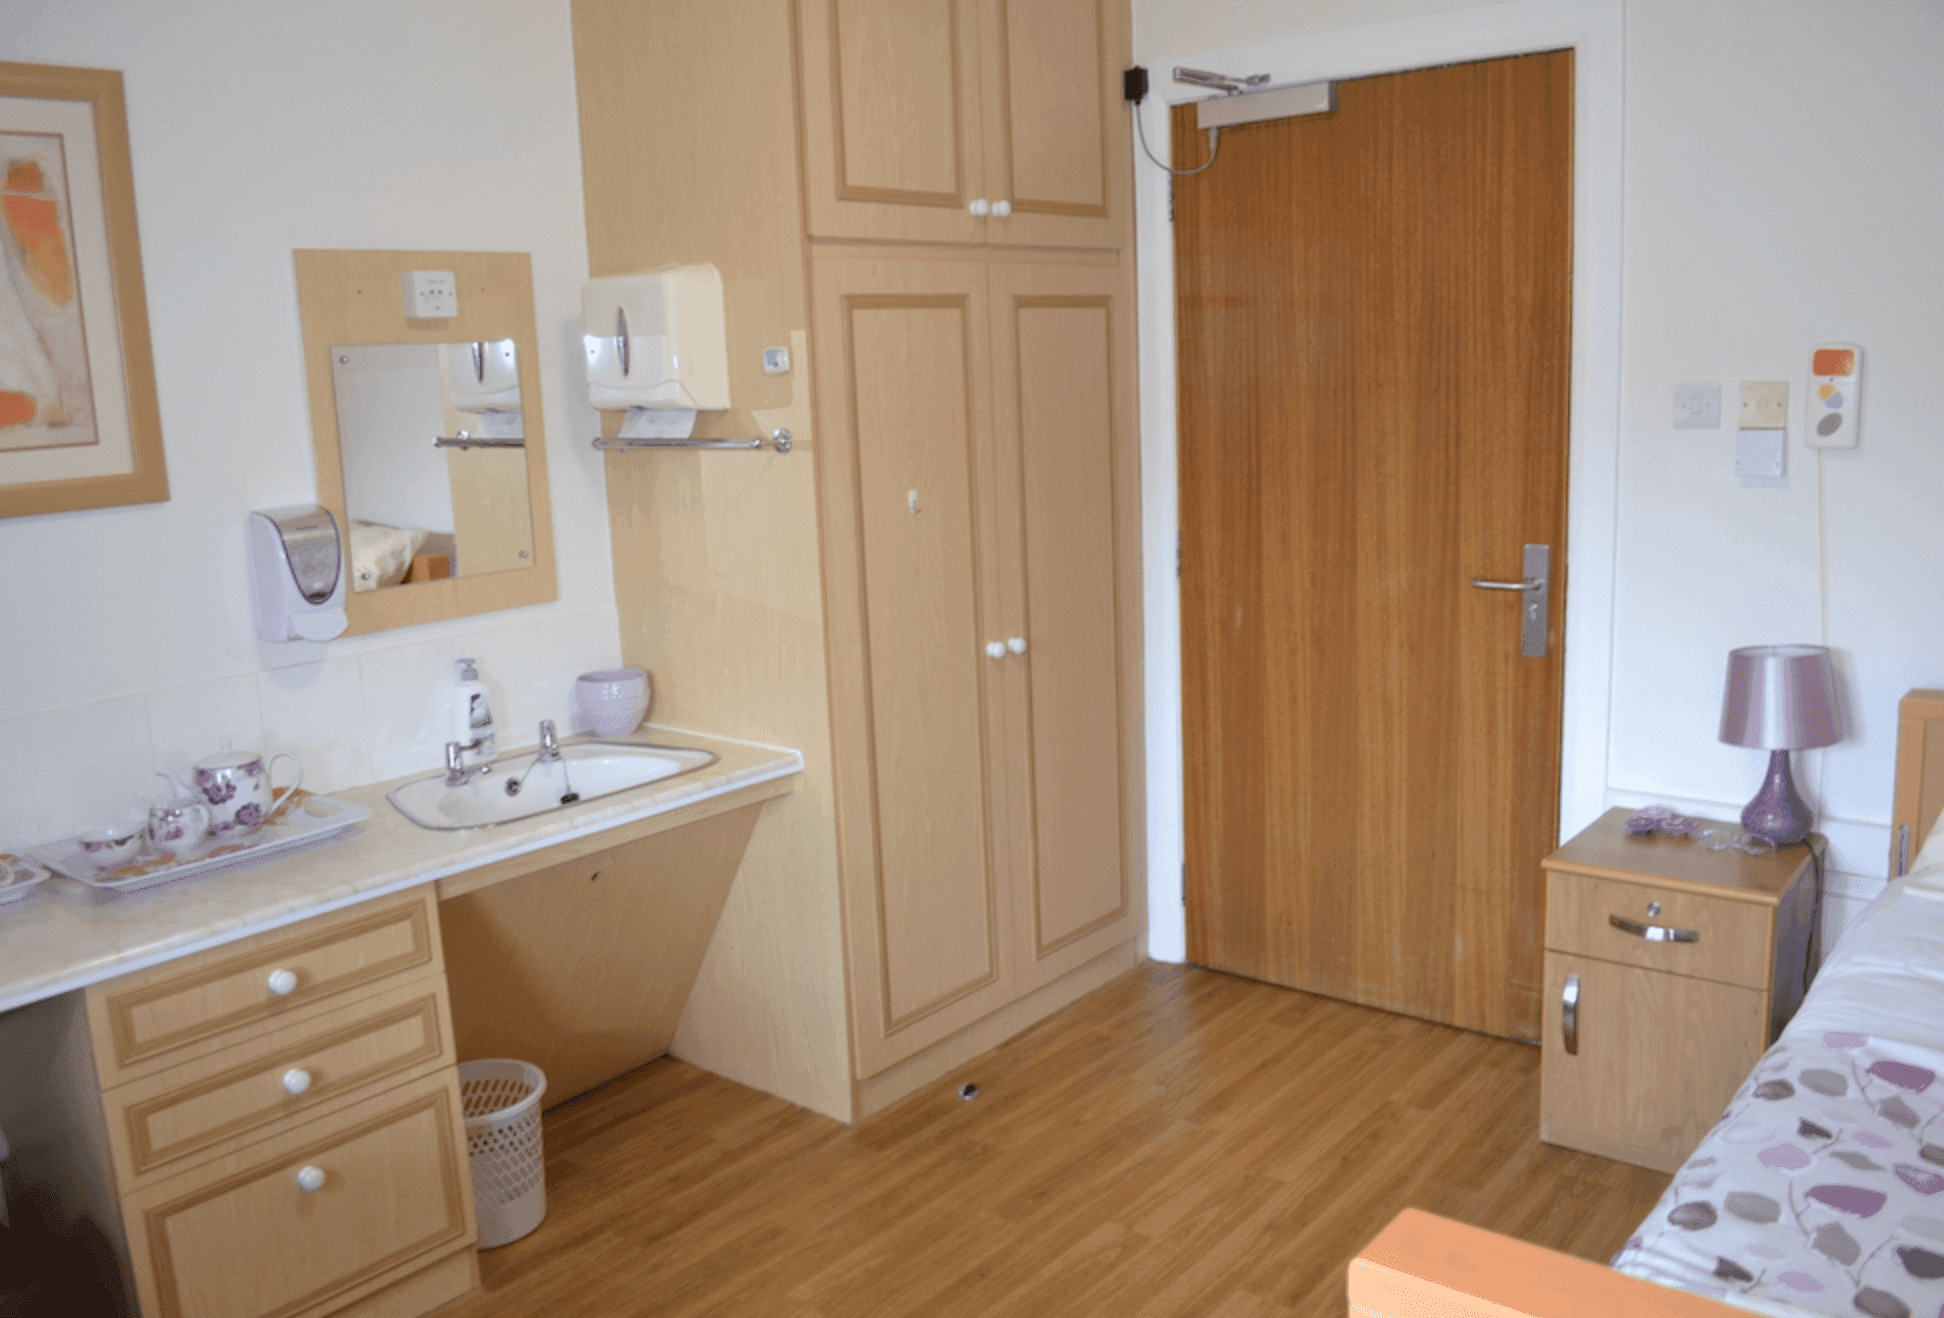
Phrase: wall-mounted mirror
[
  {"left": 330, "top": 339, "right": 535, "bottom": 592},
  {"left": 296, "top": 250, "right": 556, "bottom": 635}
]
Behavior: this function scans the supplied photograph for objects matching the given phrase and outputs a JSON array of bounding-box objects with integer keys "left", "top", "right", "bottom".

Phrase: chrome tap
[
  {"left": 444, "top": 739, "right": 492, "bottom": 786},
  {"left": 535, "top": 719, "right": 561, "bottom": 763},
  {"left": 503, "top": 721, "right": 578, "bottom": 803}
]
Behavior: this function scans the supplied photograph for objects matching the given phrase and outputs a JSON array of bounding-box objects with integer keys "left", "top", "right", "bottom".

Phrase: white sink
[{"left": 385, "top": 741, "right": 717, "bottom": 830}]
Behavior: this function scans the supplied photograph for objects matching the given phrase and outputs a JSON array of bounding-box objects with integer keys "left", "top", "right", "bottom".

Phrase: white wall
[
  {"left": 1133, "top": 0, "right": 1944, "bottom": 957},
  {"left": 0, "top": 1, "right": 619, "bottom": 848}
]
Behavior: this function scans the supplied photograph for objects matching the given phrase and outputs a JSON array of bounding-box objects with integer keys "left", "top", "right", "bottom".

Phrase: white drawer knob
[
  {"left": 295, "top": 1164, "right": 327, "bottom": 1193},
  {"left": 1007, "top": 636, "right": 1027, "bottom": 655},
  {"left": 968, "top": 198, "right": 990, "bottom": 217},
  {"left": 986, "top": 641, "right": 1006, "bottom": 659},
  {"left": 281, "top": 1068, "right": 313, "bottom": 1096},
  {"left": 992, "top": 199, "right": 1012, "bottom": 218},
  {"left": 265, "top": 968, "right": 298, "bottom": 996}
]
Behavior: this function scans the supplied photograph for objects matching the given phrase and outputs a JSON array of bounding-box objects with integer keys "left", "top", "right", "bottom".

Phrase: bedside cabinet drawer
[
  {"left": 88, "top": 891, "right": 441, "bottom": 1082},
  {"left": 1544, "top": 871, "right": 1773, "bottom": 988},
  {"left": 122, "top": 1068, "right": 474, "bottom": 1318},
  {"left": 102, "top": 972, "right": 456, "bottom": 1187}
]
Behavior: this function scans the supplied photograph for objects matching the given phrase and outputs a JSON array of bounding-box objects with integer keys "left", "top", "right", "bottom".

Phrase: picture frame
[{"left": 0, "top": 61, "right": 166, "bottom": 519}]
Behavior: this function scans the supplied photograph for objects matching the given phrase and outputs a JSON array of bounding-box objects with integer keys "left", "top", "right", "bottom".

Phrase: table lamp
[{"left": 1718, "top": 644, "right": 1840, "bottom": 845}]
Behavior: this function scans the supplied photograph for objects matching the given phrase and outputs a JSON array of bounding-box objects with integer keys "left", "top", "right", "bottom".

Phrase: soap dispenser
[{"left": 451, "top": 659, "right": 496, "bottom": 767}]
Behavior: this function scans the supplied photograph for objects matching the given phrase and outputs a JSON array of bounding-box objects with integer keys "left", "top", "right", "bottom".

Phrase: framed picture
[{"left": 0, "top": 61, "right": 166, "bottom": 518}]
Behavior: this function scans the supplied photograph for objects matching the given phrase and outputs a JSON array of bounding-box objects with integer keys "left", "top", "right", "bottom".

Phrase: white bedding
[
  {"left": 349, "top": 520, "right": 428, "bottom": 593},
  {"left": 1611, "top": 837, "right": 1944, "bottom": 1318}
]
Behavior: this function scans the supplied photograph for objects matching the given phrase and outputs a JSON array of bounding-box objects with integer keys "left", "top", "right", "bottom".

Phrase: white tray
[
  {"left": 0, "top": 853, "right": 52, "bottom": 906},
  {"left": 30, "top": 791, "right": 373, "bottom": 896}
]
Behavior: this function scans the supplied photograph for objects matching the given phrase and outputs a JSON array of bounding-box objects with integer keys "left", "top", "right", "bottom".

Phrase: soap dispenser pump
[{"left": 452, "top": 659, "right": 496, "bottom": 767}]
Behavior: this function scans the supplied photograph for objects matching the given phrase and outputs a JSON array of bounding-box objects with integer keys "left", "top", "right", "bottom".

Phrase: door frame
[{"left": 1134, "top": 0, "right": 1624, "bottom": 962}]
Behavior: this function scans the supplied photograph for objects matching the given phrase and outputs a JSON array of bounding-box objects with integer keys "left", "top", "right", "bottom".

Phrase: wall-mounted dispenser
[
  {"left": 248, "top": 505, "right": 348, "bottom": 642},
  {"left": 582, "top": 264, "right": 729, "bottom": 439}
]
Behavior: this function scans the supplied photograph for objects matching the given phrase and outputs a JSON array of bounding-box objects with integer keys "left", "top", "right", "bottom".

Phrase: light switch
[
  {"left": 1739, "top": 381, "right": 1788, "bottom": 430},
  {"left": 1736, "top": 428, "right": 1786, "bottom": 479},
  {"left": 1673, "top": 382, "right": 1721, "bottom": 429}
]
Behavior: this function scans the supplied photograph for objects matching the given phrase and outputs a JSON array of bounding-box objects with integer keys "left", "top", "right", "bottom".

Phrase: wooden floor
[{"left": 440, "top": 963, "right": 1669, "bottom": 1318}]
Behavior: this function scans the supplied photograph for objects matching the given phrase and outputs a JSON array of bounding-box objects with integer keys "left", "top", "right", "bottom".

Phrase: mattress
[{"left": 1610, "top": 828, "right": 1944, "bottom": 1318}]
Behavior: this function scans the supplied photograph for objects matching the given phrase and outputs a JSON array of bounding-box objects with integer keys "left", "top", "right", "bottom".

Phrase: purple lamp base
[{"left": 1741, "top": 748, "right": 1814, "bottom": 845}]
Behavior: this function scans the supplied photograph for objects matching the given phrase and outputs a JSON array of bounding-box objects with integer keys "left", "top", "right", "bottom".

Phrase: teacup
[
  {"left": 194, "top": 749, "right": 303, "bottom": 837},
  {"left": 148, "top": 773, "right": 212, "bottom": 857},
  {"left": 77, "top": 825, "right": 143, "bottom": 867}
]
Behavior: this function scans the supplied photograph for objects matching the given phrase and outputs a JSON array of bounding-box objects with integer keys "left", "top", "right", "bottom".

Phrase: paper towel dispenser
[
  {"left": 582, "top": 264, "right": 730, "bottom": 415},
  {"left": 247, "top": 505, "right": 349, "bottom": 642}
]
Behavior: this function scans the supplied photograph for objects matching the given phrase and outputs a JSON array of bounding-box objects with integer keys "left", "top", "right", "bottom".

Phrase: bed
[{"left": 1351, "top": 689, "right": 1944, "bottom": 1318}]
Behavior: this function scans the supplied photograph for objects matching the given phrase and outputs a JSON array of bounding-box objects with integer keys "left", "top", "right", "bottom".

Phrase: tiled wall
[{"left": 0, "top": 607, "right": 620, "bottom": 849}]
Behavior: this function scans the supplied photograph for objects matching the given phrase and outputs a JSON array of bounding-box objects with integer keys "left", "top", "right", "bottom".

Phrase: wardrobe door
[
  {"left": 797, "top": 0, "right": 989, "bottom": 244},
  {"left": 975, "top": 0, "right": 1132, "bottom": 250},
  {"left": 987, "top": 261, "right": 1144, "bottom": 993},
  {"left": 813, "top": 256, "right": 1016, "bottom": 1076}
]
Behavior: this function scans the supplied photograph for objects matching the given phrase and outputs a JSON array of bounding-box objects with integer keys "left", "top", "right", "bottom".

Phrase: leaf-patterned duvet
[{"left": 1612, "top": 880, "right": 1944, "bottom": 1318}]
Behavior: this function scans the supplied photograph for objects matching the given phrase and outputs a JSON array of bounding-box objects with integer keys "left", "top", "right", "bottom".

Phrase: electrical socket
[
  {"left": 401, "top": 269, "right": 458, "bottom": 319},
  {"left": 1739, "top": 381, "right": 1788, "bottom": 430}
]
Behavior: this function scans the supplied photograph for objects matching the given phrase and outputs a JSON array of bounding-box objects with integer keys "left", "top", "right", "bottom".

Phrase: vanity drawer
[
  {"left": 1544, "top": 870, "right": 1773, "bottom": 989},
  {"left": 88, "top": 891, "right": 442, "bottom": 1083},
  {"left": 101, "top": 971, "right": 455, "bottom": 1187},
  {"left": 121, "top": 1068, "right": 474, "bottom": 1318}
]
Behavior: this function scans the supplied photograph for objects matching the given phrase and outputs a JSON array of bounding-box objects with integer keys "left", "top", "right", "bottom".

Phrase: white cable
[{"left": 1134, "top": 104, "right": 1220, "bottom": 176}]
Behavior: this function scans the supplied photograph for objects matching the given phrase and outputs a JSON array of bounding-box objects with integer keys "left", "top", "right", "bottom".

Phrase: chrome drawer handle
[
  {"left": 1561, "top": 973, "right": 1580, "bottom": 1055},
  {"left": 1609, "top": 914, "right": 1699, "bottom": 943}
]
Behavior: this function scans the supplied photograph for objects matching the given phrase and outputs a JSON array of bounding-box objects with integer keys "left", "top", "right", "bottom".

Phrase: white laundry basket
[{"left": 458, "top": 1059, "right": 548, "bottom": 1248}]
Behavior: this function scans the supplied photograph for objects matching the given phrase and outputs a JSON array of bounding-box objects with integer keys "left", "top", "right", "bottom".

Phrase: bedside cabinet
[{"left": 1538, "top": 808, "right": 1818, "bottom": 1174}]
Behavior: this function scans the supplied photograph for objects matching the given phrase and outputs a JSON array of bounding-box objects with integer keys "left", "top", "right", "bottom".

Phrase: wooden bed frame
[{"left": 1347, "top": 687, "right": 1944, "bottom": 1318}]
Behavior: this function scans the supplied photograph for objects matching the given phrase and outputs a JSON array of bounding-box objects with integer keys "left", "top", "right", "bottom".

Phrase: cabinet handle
[
  {"left": 1561, "top": 972, "right": 1580, "bottom": 1055},
  {"left": 968, "top": 198, "right": 990, "bottom": 217},
  {"left": 1006, "top": 636, "right": 1027, "bottom": 655},
  {"left": 985, "top": 641, "right": 1006, "bottom": 659},
  {"left": 992, "top": 199, "right": 1012, "bottom": 218},
  {"left": 282, "top": 1068, "right": 313, "bottom": 1096},
  {"left": 1608, "top": 914, "right": 1700, "bottom": 943},
  {"left": 265, "top": 968, "right": 299, "bottom": 996},
  {"left": 295, "top": 1164, "right": 327, "bottom": 1193}
]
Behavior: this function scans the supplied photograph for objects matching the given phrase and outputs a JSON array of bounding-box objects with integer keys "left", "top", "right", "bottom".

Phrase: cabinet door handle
[
  {"left": 992, "top": 199, "right": 1012, "bottom": 218},
  {"left": 985, "top": 641, "right": 1006, "bottom": 659},
  {"left": 265, "top": 968, "right": 299, "bottom": 996},
  {"left": 1608, "top": 914, "right": 1700, "bottom": 943},
  {"left": 295, "top": 1164, "right": 327, "bottom": 1193},
  {"left": 968, "top": 198, "right": 990, "bottom": 217},
  {"left": 282, "top": 1068, "right": 314, "bottom": 1096},
  {"left": 1006, "top": 636, "right": 1027, "bottom": 655},
  {"left": 1561, "top": 972, "right": 1580, "bottom": 1055}
]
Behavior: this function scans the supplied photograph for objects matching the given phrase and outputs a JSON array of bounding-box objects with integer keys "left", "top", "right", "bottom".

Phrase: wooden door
[
  {"left": 987, "top": 262, "right": 1144, "bottom": 993},
  {"left": 1540, "top": 953, "right": 1768, "bottom": 1173},
  {"left": 975, "top": 0, "right": 1131, "bottom": 249},
  {"left": 1178, "top": 52, "right": 1573, "bottom": 1039},
  {"left": 812, "top": 256, "right": 1017, "bottom": 1075},
  {"left": 797, "top": 0, "right": 988, "bottom": 244}
]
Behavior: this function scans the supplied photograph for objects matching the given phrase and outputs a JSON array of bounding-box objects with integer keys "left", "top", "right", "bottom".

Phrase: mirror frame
[{"left": 295, "top": 248, "right": 557, "bottom": 635}]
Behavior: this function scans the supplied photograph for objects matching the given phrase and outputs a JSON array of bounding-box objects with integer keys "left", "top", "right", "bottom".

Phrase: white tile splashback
[{"left": 0, "top": 607, "right": 624, "bottom": 849}]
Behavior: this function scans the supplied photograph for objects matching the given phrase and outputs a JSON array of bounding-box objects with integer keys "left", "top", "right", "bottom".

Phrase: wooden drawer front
[
  {"left": 1544, "top": 871, "right": 1772, "bottom": 989},
  {"left": 124, "top": 1069, "right": 474, "bottom": 1318},
  {"left": 105, "top": 973, "right": 454, "bottom": 1186},
  {"left": 92, "top": 892, "right": 439, "bottom": 1077}
]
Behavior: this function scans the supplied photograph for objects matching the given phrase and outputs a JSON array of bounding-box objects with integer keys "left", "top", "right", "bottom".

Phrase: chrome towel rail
[{"left": 593, "top": 428, "right": 793, "bottom": 454}]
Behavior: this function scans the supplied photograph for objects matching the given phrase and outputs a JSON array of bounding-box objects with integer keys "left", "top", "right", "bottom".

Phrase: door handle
[
  {"left": 1470, "top": 543, "right": 1549, "bottom": 658},
  {"left": 1608, "top": 914, "right": 1700, "bottom": 943},
  {"left": 1561, "top": 972, "right": 1580, "bottom": 1055}
]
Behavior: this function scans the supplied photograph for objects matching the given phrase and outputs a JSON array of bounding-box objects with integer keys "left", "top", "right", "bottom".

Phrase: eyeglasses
[{"left": 1697, "top": 828, "right": 1776, "bottom": 857}]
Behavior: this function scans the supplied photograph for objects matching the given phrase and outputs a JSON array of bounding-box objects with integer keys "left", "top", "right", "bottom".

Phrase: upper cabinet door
[
  {"left": 798, "top": 0, "right": 989, "bottom": 244},
  {"left": 976, "top": 0, "right": 1131, "bottom": 249}
]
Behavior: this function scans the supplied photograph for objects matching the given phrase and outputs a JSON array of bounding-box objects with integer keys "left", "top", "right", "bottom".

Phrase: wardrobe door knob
[
  {"left": 968, "top": 198, "right": 991, "bottom": 217},
  {"left": 282, "top": 1068, "right": 313, "bottom": 1096},
  {"left": 1007, "top": 636, "right": 1027, "bottom": 655},
  {"left": 985, "top": 641, "right": 1007, "bottom": 659},
  {"left": 991, "top": 199, "right": 1012, "bottom": 218},
  {"left": 295, "top": 1165, "right": 327, "bottom": 1193},
  {"left": 266, "top": 968, "right": 298, "bottom": 996}
]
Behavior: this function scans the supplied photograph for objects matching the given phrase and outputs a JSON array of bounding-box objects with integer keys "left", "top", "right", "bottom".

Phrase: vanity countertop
[{"left": 0, "top": 726, "right": 802, "bottom": 1014}]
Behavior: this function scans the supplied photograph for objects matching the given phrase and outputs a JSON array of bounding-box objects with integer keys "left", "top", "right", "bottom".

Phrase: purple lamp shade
[{"left": 1718, "top": 645, "right": 1840, "bottom": 845}]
